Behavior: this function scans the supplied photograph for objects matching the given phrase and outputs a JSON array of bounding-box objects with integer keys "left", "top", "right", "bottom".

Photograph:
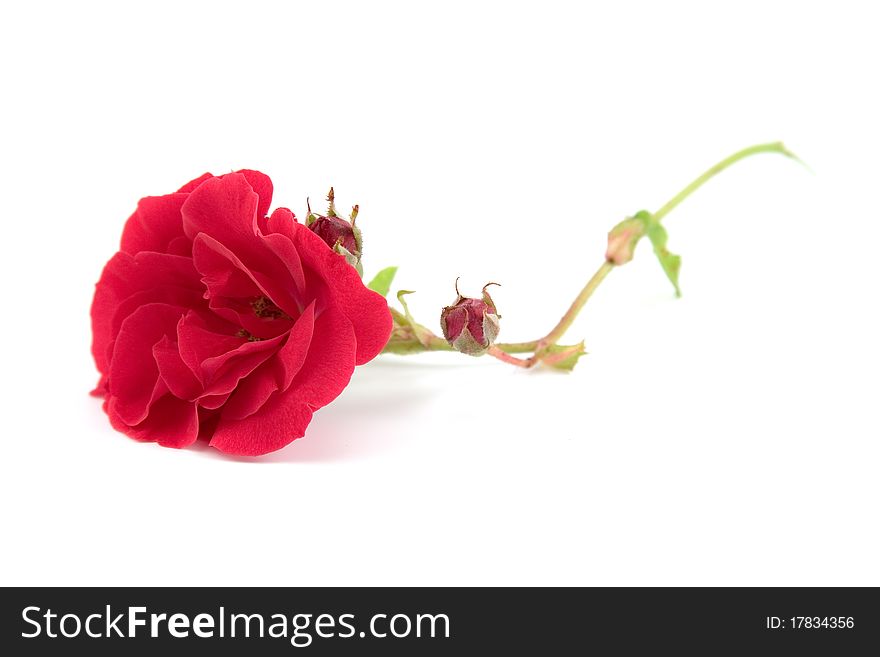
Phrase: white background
[{"left": 1, "top": 1, "right": 878, "bottom": 586}]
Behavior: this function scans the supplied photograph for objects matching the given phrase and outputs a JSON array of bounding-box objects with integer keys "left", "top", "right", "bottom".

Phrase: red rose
[{"left": 90, "top": 170, "right": 392, "bottom": 456}]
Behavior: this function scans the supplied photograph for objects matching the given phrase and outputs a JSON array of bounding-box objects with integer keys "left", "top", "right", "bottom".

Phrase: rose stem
[
  {"left": 382, "top": 142, "right": 796, "bottom": 363},
  {"left": 487, "top": 141, "right": 796, "bottom": 367}
]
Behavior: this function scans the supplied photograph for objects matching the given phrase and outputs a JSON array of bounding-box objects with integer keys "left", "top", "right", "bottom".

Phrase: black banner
[{"left": 1, "top": 587, "right": 877, "bottom": 654}]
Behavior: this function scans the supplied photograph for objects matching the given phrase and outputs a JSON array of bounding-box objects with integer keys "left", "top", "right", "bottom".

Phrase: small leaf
[
  {"left": 542, "top": 342, "right": 587, "bottom": 371},
  {"left": 367, "top": 266, "right": 398, "bottom": 297},
  {"left": 645, "top": 221, "right": 682, "bottom": 297}
]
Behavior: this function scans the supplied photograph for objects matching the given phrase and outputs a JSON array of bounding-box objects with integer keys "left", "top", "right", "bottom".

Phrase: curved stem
[
  {"left": 382, "top": 141, "right": 797, "bottom": 365},
  {"left": 536, "top": 261, "right": 614, "bottom": 352},
  {"left": 652, "top": 142, "right": 793, "bottom": 223},
  {"left": 487, "top": 346, "right": 535, "bottom": 368}
]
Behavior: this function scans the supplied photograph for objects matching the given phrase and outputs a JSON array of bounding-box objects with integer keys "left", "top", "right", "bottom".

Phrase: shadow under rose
[{"left": 190, "top": 358, "right": 476, "bottom": 463}]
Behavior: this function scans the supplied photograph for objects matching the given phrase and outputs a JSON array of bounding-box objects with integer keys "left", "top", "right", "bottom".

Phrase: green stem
[
  {"left": 382, "top": 334, "right": 453, "bottom": 355},
  {"left": 652, "top": 142, "right": 794, "bottom": 223},
  {"left": 493, "top": 341, "right": 538, "bottom": 353},
  {"left": 536, "top": 261, "right": 614, "bottom": 352},
  {"left": 382, "top": 141, "right": 796, "bottom": 363},
  {"left": 530, "top": 141, "right": 794, "bottom": 355},
  {"left": 382, "top": 336, "right": 540, "bottom": 355}
]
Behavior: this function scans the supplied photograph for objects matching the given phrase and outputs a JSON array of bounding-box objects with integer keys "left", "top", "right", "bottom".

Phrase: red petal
[
  {"left": 210, "top": 388, "right": 314, "bottom": 456},
  {"left": 277, "top": 301, "right": 315, "bottom": 391},
  {"left": 176, "top": 311, "right": 247, "bottom": 381},
  {"left": 193, "top": 220, "right": 300, "bottom": 317},
  {"left": 91, "top": 374, "right": 109, "bottom": 398},
  {"left": 181, "top": 173, "right": 278, "bottom": 277},
  {"left": 153, "top": 335, "right": 202, "bottom": 400},
  {"left": 120, "top": 193, "right": 189, "bottom": 255},
  {"left": 234, "top": 169, "right": 273, "bottom": 219},
  {"left": 91, "top": 251, "right": 204, "bottom": 375},
  {"left": 91, "top": 252, "right": 135, "bottom": 375},
  {"left": 264, "top": 206, "right": 297, "bottom": 236},
  {"left": 176, "top": 172, "right": 213, "bottom": 193},
  {"left": 166, "top": 235, "right": 192, "bottom": 256},
  {"left": 188, "top": 198, "right": 301, "bottom": 311},
  {"left": 442, "top": 305, "right": 468, "bottom": 341},
  {"left": 289, "top": 306, "right": 357, "bottom": 410},
  {"left": 219, "top": 302, "right": 316, "bottom": 421},
  {"left": 215, "top": 364, "right": 278, "bottom": 421},
  {"left": 292, "top": 223, "right": 392, "bottom": 365},
  {"left": 198, "top": 392, "right": 232, "bottom": 410},
  {"left": 108, "top": 394, "right": 199, "bottom": 449},
  {"left": 108, "top": 303, "right": 187, "bottom": 424},
  {"left": 191, "top": 233, "right": 297, "bottom": 339},
  {"left": 261, "top": 208, "right": 306, "bottom": 294},
  {"left": 210, "top": 306, "right": 355, "bottom": 455},
  {"left": 202, "top": 332, "right": 285, "bottom": 394}
]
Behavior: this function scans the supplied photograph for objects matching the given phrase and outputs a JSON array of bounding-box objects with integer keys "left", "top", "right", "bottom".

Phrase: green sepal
[
  {"left": 396, "top": 291, "right": 433, "bottom": 347},
  {"left": 541, "top": 342, "right": 587, "bottom": 371},
  {"left": 351, "top": 223, "right": 364, "bottom": 258},
  {"left": 333, "top": 242, "right": 363, "bottom": 277}
]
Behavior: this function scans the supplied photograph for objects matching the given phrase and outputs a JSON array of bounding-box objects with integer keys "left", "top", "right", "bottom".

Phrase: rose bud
[
  {"left": 440, "top": 281, "right": 501, "bottom": 356},
  {"left": 306, "top": 187, "right": 364, "bottom": 275},
  {"left": 605, "top": 216, "right": 647, "bottom": 265}
]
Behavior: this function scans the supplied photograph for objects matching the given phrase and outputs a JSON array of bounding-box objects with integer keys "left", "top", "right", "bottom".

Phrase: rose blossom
[{"left": 90, "top": 170, "right": 392, "bottom": 456}]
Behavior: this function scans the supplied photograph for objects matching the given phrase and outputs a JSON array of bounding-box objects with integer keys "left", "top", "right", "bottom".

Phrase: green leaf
[
  {"left": 542, "top": 342, "right": 587, "bottom": 371},
  {"left": 645, "top": 221, "right": 682, "bottom": 297},
  {"left": 367, "top": 266, "right": 398, "bottom": 297}
]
